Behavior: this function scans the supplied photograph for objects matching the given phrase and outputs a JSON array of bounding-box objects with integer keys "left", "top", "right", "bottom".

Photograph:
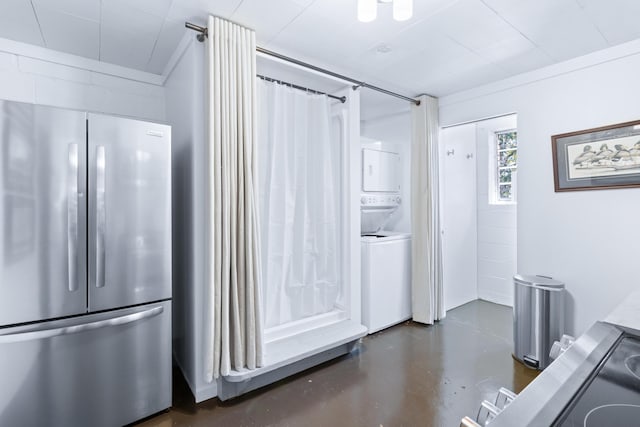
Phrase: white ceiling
[{"left": 1, "top": 0, "right": 639, "bottom": 98}]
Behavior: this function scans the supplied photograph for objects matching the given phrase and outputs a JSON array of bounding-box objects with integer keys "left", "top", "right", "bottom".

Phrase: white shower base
[
  {"left": 217, "top": 319, "right": 366, "bottom": 400},
  {"left": 264, "top": 308, "right": 349, "bottom": 343}
]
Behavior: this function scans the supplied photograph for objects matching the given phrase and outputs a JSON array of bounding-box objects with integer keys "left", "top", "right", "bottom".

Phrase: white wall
[
  {"left": 0, "top": 39, "right": 165, "bottom": 121},
  {"left": 440, "top": 39, "right": 640, "bottom": 336},
  {"left": 165, "top": 38, "right": 364, "bottom": 402},
  {"left": 440, "top": 124, "right": 478, "bottom": 310},
  {"left": 440, "top": 115, "right": 518, "bottom": 309},
  {"left": 361, "top": 112, "right": 411, "bottom": 233},
  {"left": 164, "top": 38, "right": 215, "bottom": 402},
  {"left": 475, "top": 115, "right": 517, "bottom": 306}
]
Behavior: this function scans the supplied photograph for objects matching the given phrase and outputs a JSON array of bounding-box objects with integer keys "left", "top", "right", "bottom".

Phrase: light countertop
[{"left": 603, "top": 290, "right": 640, "bottom": 331}]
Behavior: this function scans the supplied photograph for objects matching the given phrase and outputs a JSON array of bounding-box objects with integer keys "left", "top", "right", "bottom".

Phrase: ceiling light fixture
[
  {"left": 357, "top": 0, "right": 377, "bottom": 23},
  {"left": 393, "top": 0, "right": 413, "bottom": 21},
  {"left": 358, "top": 0, "right": 413, "bottom": 22}
]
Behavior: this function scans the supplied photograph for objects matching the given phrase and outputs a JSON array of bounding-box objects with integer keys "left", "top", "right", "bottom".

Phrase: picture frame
[{"left": 552, "top": 119, "right": 640, "bottom": 192}]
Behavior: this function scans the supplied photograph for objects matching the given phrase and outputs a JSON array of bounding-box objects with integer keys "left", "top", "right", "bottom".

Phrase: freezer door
[
  {"left": 0, "top": 101, "right": 87, "bottom": 326},
  {"left": 0, "top": 301, "right": 172, "bottom": 426},
  {"left": 88, "top": 114, "right": 171, "bottom": 311}
]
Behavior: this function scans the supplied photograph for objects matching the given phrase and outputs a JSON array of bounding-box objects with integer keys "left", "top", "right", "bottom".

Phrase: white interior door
[{"left": 441, "top": 123, "right": 478, "bottom": 310}]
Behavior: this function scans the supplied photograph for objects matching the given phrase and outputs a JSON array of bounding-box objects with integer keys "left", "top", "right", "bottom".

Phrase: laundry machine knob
[
  {"left": 361, "top": 196, "right": 367, "bottom": 204},
  {"left": 396, "top": 196, "right": 402, "bottom": 204}
]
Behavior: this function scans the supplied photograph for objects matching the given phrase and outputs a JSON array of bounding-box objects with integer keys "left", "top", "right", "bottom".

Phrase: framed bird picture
[{"left": 552, "top": 119, "right": 640, "bottom": 192}]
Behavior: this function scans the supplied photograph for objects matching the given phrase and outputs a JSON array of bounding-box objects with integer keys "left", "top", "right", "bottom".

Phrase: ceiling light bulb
[
  {"left": 358, "top": 0, "right": 377, "bottom": 22},
  {"left": 393, "top": 0, "right": 413, "bottom": 21}
]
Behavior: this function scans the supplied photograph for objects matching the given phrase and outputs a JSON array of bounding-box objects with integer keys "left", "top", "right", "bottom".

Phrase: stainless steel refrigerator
[{"left": 0, "top": 100, "right": 172, "bottom": 426}]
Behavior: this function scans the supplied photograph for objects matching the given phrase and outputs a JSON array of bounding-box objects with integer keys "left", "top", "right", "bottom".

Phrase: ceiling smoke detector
[
  {"left": 358, "top": 0, "right": 413, "bottom": 22},
  {"left": 375, "top": 44, "right": 392, "bottom": 54}
]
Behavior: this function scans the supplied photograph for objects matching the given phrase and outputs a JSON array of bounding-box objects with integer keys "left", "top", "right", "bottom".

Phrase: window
[{"left": 495, "top": 130, "right": 517, "bottom": 203}]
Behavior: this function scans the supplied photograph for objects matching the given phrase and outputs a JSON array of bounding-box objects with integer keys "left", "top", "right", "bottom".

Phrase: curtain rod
[
  {"left": 257, "top": 75, "right": 346, "bottom": 103},
  {"left": 185, "top": 22, "right": 421, "bottom": 106}
]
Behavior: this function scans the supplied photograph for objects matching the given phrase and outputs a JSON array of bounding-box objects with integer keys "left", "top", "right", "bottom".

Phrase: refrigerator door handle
[
  {"left": 67, "top": 143, "right": 79, "bottom": 292},
  {"left": 0, "top": 306, "right": 163, "bottom": 344},
  {"left": 96, "top": 145, "right": 106, "bottom": 288}
]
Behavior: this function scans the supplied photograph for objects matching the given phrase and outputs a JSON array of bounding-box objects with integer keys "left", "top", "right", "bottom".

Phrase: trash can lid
[{"left": 514, "top": 274, "right": 565, "bottom": 289}]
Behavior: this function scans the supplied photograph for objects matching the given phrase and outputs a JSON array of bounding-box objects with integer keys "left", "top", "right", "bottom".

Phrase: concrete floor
[{"left": 137, "top": 300, "right": 538, "bottom": 427}]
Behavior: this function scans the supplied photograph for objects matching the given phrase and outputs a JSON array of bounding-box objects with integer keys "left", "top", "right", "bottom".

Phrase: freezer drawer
[{"left": 0, "top": 300, "right": 171, "bottom": 427}]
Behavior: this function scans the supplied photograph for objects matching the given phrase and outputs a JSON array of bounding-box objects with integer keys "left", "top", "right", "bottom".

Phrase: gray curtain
[
  {"left": 205, "top": 16, "right": 263, "bottom": 381},
  {"left": 411, "top": 94, "right": 445, "bottom": 324}
]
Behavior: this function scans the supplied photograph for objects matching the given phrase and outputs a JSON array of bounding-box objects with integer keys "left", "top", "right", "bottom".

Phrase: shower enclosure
[
  {"left": 257, "top": 79, "right": 350, "bottom": 342},
  {"left": 167, "top": 41, "right": 365, "bottom": 403},
  {"left": 215, "top": 77, "right": 366, "bottom": 400}
]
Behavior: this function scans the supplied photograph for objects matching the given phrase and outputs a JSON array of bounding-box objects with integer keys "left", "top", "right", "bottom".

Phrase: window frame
[{"left": 492, "top": 128, "right": 518, "bottom": 204}]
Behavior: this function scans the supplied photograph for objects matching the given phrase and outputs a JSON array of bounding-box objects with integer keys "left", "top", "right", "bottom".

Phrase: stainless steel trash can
[{"left": 513, "top": 274, "right": 565, "bottom": 370}]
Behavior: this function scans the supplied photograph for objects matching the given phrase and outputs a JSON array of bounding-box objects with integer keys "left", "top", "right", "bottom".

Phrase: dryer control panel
[{"left": 360, "top": 194, "right": 402, "bottom": 208}]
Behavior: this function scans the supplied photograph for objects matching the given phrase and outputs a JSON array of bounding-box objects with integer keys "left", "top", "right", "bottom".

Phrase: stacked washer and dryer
[{"left": 360, "top": 146, "right": 412, "bottom": 334}]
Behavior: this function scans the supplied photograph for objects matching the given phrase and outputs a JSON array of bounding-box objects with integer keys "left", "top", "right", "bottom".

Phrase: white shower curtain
[
  {"left": 411, "top": 94, "right": 445, "bottom": 324},
  {"left": 257, "top": 80, "right": 341, "bottom": 329},
  {"left": 205, "top": 16, "right": 263, "bottom": 381}
]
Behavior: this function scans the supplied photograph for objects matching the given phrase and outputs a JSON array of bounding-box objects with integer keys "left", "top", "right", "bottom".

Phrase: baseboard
[
  {"left": 194, "top": 382, "right": 218, "bottom": 403},
  {"left": 216, "top": 319, "right": 366, "bottom": 400},
  {"left": 445, "top": 294, "right": 479, "bottom": 312},
  {"left": 217, "top": 340, "right": 358, "bottom": 401},
  {"left": 478, "top": 291, "right": 513, "bottom": 307},
  {"left": 173, "top": 353, "right": 218, "bottom": 403},
  {"left": 174, "top": 319, "right": 366, "bottom": 403}
]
